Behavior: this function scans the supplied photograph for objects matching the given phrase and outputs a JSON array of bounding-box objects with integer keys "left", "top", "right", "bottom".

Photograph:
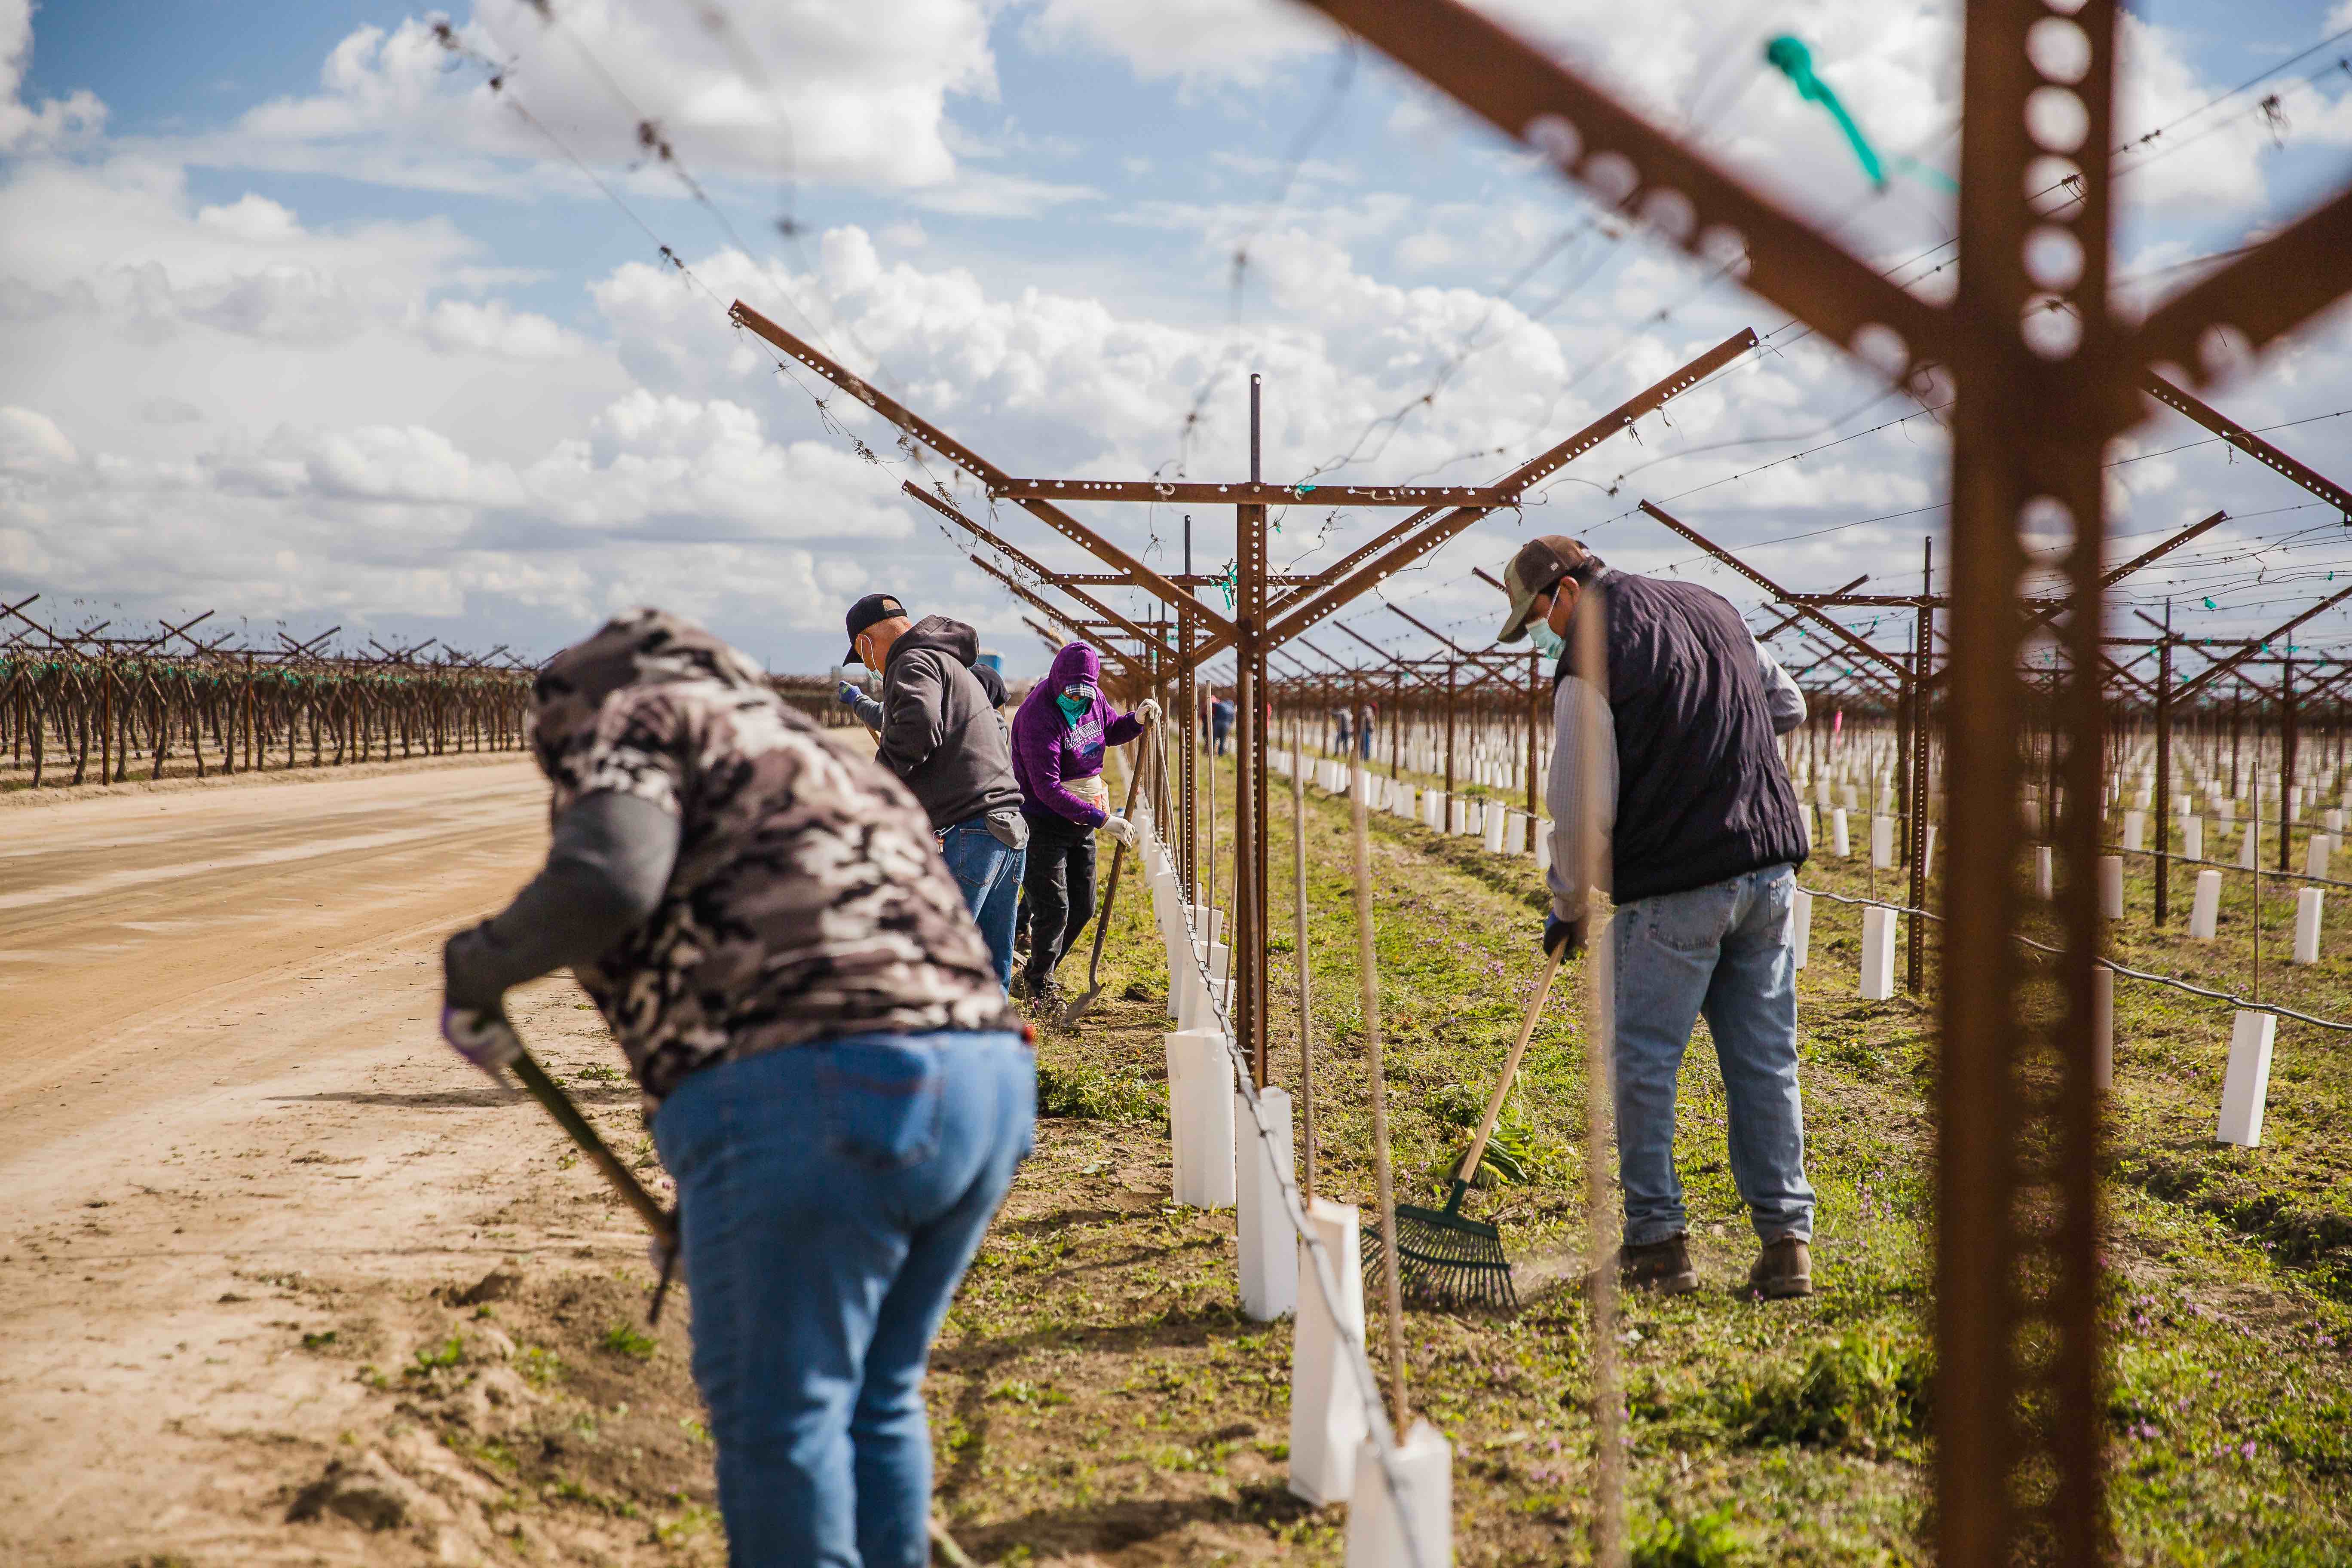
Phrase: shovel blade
[{"left": 1055, "top": 985, "right": 1105, "bottom": 1028}]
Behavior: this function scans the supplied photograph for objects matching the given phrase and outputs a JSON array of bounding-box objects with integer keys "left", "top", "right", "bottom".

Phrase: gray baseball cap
[{"left": 1495, "top": 535, "right": 1598, "bottom": 643}]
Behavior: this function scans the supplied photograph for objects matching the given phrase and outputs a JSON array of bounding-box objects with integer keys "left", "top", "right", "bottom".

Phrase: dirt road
[{"left": 0, "top": 758, "right": 725, "bottom": 1566}]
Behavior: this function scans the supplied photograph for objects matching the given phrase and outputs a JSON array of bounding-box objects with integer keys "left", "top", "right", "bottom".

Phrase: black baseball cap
[{"left": 842, "top": 593, "right": 909, "bottom": 665}]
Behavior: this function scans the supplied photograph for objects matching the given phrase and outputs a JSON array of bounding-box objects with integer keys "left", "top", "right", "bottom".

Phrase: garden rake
[
  {"left": 1058, "top": 714, "right": 1156, "bottom": 1028},
  {"left": 1373, "top": 949, "right": 1562, "bottom": 1312}
]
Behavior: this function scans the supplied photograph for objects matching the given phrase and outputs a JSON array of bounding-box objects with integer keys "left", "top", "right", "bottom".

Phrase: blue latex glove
[
  {"left": 837, "top": 681, "right": 862, "bottom": 707},
  {"left": 1542, "top": 914, "right": 1585, "bottom": 959}
]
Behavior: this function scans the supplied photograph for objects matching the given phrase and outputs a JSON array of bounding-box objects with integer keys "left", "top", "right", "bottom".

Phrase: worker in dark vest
[{"left": 1498, "top": 535, "right": 1816, "bottom": 1299}]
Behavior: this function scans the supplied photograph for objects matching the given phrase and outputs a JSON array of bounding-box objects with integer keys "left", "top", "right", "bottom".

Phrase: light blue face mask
[
  {"left": 1528, "top": 617, "right": 1565, "bottom": 660},
  {"left": 1055, "top": 685, "right": 1095, "bottom": 723}
]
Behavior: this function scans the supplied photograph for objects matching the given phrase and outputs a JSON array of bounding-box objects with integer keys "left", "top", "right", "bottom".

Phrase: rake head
[{"left": 1363, "top": 1187, "right": 1519, "bottom": 1314}]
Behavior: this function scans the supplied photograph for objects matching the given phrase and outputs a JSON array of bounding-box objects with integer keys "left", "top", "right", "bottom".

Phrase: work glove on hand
[
  {"left": 836, "top": 681, "right": 863, "bottom": 708},
  {"left": 1542, "top": 913, "right": 1586, "bottom": 960},
  {"left": 440, "top": 1003, "right": 522, "bottom": 1090},
  {"left": 1102, "top": 813, "right": 1140, "bottom": 849},
  {"left": 1135, "top": 697, "right": 1161, "bottom": 726}
]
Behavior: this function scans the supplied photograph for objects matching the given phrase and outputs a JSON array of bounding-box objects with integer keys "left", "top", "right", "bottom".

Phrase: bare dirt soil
[{"left": 0, "top": 758, "right": 728, "bottom": 1566}]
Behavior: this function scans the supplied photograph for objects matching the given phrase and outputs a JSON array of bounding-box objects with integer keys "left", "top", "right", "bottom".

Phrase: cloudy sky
[{"left": 4, "top": 0, "right": 2352, "bottom": 680}]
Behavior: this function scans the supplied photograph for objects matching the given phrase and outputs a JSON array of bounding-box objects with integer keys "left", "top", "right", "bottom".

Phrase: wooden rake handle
[{"left": 1455, "top": 949, "right": 1564, "bottom": 1187}]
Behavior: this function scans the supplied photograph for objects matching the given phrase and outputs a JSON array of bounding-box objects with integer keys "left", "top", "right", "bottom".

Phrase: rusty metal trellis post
[
  {"left": 1289, "top": 0, "right": 2352, "bottom": 1560},
  {"left": 1908, "top": 539, "right": 1933, "bottom": 992},
  {"left": 2154, "top": 602, "right": 2173, "bottom": 925}
]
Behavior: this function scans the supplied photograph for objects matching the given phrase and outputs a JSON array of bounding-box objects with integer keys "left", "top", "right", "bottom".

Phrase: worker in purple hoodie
[{"left": 1009, "top": 642, "right": 1158, "bottom": 1007}]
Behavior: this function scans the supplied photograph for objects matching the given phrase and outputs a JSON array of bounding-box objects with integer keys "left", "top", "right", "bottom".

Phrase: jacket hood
[
  {"left": 1047, "top": 642, "right": 1102, "bottom": 689},
  {"left": 972, "top": 662, "right": 1008, "bottom": 708},
  {"left": 528, "top": 607, "right": 767, "bottom": 779},
  {"left": 889, "top": 614, "right": 980, "bottom": 670}
]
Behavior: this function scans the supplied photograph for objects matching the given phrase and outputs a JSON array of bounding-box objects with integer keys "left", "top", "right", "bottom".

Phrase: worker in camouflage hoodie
[{"left": 440, "top": 608, "right": 1032, "bottom": 1567}]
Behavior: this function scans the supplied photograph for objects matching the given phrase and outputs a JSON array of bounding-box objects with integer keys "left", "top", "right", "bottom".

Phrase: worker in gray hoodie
[{"left": 838, "top": 593, "right": 1027, "bottom": 989}]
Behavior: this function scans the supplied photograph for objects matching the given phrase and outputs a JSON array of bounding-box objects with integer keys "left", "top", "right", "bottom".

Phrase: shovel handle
[
  {"left": 1078, "top": 716, "right": 1156, "bottom": 994},
  {"left": 1455, "top": 951, "right": 1563, "bottom": 1189},
  {"left": 508, "top": 1046, "right": 677, "bottom": 1244}
]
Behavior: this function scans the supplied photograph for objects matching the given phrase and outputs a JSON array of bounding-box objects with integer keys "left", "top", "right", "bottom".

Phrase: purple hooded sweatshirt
[{"left": 1011, "top": 643, "right": 1145, "bottom": 827}]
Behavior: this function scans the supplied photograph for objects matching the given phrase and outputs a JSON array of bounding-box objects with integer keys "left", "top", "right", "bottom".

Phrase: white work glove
[
  {"left": 1102, "top": 813, "right": 1139, "bottom": 849},
  {"left": 440, "top": 1006, "right": 522, "bottom": 1095},
  {"left": 1135, "top": 697, "right": 1161, "bottom": 726}
]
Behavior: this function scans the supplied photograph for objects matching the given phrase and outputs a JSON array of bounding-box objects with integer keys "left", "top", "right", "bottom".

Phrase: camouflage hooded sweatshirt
[{"left": 528, "top": 609, "right": 1017, "bottom": 1099}]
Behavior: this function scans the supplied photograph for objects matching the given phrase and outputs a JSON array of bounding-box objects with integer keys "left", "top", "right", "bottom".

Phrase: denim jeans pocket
[
  {"left": 939, "top": 824, "right": 993, "bottom": 897},
  {"left": 819, "top": 1037, "right": 946, "bottom": 1172},
  {"left": 1641, "top": 885, "right": 1737, "bottom": 954}
]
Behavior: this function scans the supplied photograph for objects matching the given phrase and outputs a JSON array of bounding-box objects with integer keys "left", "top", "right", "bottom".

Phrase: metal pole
[
  {"left": 2281, "top": 656, "right": 2298, "bottom": 874},
  {"left": 1907, "top": 539, "right": 1933, "bottom": 991},
  {"left": 1294, "top": 709, "right": 1317, "bottom": 1205},
  {"left": 2154, "top": 599, "right": 2172, "bottom": 925},
  {"left": 1180, "top": 516, "right": 1199, "bottom": 900}
]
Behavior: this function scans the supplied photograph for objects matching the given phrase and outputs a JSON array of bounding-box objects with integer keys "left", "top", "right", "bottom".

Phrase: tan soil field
[{"left": 0, "top": 757, "right": 738, "bottom": 1565}]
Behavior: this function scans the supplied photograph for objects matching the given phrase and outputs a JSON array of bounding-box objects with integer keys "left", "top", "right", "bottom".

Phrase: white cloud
[
  {"left": 186, "top": 1, "right": 995, "bottom": 198},
  {"left": 420, "top": 298, "right": 589, "bottom": 360},
  {"left": 0, "top": 0, "right": 101, "bottom": 153},
  {"left": 0, "top": 404, "right": 76, "bottom": 469},
  {"left": 1022, "top": 0, "right": 1339, "bottom": 85}
]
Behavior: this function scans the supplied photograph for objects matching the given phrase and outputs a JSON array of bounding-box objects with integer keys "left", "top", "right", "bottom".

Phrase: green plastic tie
[{"left": 1765, "top": 36, "right": 1957, "bottom": 194}]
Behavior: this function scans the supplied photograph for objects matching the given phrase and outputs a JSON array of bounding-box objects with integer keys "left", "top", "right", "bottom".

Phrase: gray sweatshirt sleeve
[
  {"left": 876, "top": 651, "right": 946, "bottom": 783},
  {"left": 1756, "top": 638, "right": 1807, "bottom": 735},
  {"left": 443, "top": 790, "right": 682, "bottom": 1012},
  {"left": 848, "top": 689, "right": 884, "bottom": 731},
  {"left": 1544, "top": 673, "right": 1617, "bottom": 922}
]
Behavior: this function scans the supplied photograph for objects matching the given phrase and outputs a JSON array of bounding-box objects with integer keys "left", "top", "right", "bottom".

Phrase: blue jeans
[
  {"left": 654, "top": 1031, "right": 1035, "bottom": 1568},
  {"left": 938, "top": 816, "right": 1024, "bottom": 991},
  {"left": 1611, "top": 864, "right": 1813, "bottom": 1247}
]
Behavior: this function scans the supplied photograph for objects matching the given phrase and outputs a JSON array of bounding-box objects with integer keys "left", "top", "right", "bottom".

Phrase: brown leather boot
[
  {"left": 1748, "top": 1237, "right": 1813, "bottom": 1299},
  {"left": 1617, "top": 1234, "right": 1698, "bottom": 1294}
]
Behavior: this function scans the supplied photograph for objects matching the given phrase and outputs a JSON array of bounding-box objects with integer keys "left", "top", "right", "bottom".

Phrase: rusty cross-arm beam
[
  {"left": 970, "top": 557, "right": 1148, "bottom": 681},
  {"left": 2136, "top": 184, "right": 2352, "bottom": 404},
  {"left": 906, "top": 482, "right": 1175, "bottom": 661},
  {"left": 1305, "top": 0, "right": 2352, "bottom": 424},
  {"left": 1292, "top": 0, "right": 1951, "bottom": 386},
  {"left": 1383, "top": 604, "right": 1520, "bottom": 672},
  {"left": 1333, "top": 621, "right": 1419, "bottom": 672},
  {"left": 2177, "top": 583, "right": 2352, "bottom": 700},
  {"left": 1246, "top": 330, "right": 1761, "bottom": 655},
  {"left": 2098, "top": 508, "right": 2230, "bottom": 590},
  {"left": 276, "top": 624, "right": 340, "bottom": 661},
  {"left": 1019, "top": 616, "right": 1064, "bottom": 660},
  {"left": 1757, "top": 576, "right": 1870, "bottom": 641},
  {"left": 1639, "top": 501, "right": 1908, "bottom": 675},
  {"left": 729, "top": 300, "right": 1231, "bottom": 637},
  {"left": 1792, "top": 628, "right": 1904, "bottom": 701},
  {"left": 2141, "top": 377, "right": 2352, "bottom": 515}
]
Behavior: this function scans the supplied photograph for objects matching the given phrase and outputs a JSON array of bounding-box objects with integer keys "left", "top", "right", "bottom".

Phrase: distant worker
[
  {"left": 1334, "top": 707, "right": 1352, "bottom": 757},
  {"left": 1357, "top": 702, "right": 1375, "bottom": 761},
  {"left": 441, "top": 608, "right": 1031, "bottom": 1565},
  {"left": 1009, "top": 643, "right": 1157, "bottom": 1007},
  {"left": 1210, "top": 692, "right": 1235, "bottom": 757},
  {"left": 837, "top": 592, "right": 1027, "bottom": 990},
  {"left": 1496, "top": 536, "right": 1816, "bottom": 1300}
]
